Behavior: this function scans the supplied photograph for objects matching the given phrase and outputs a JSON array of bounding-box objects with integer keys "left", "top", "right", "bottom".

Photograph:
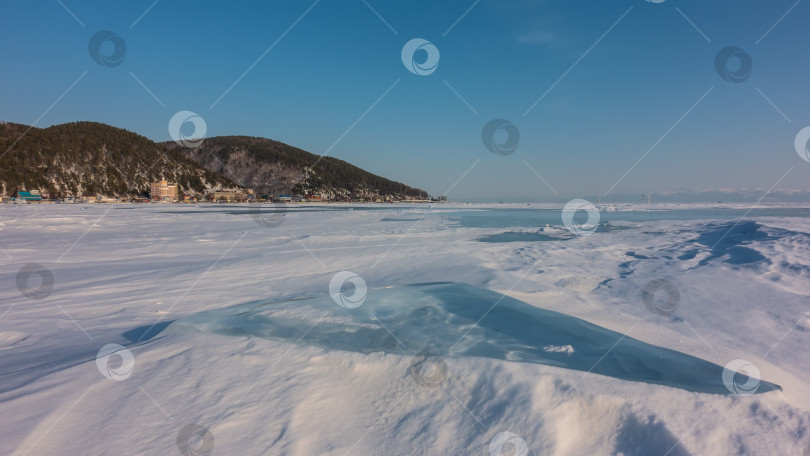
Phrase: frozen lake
[{"left": 2, "top": 203, "right": 810, "bottom": 455}]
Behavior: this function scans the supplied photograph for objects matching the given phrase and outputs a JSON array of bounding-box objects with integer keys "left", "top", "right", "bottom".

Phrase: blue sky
[{"left": 1, "top": 0, "right": 809, "bottom": 201}]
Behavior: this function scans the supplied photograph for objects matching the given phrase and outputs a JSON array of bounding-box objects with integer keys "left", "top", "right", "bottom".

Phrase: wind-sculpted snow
[
  {"left": 161, "top": 282, "right": 780, "bottom": 395},
  {"left": 693, "top": 221, "right": 772, "bottom": 267}
]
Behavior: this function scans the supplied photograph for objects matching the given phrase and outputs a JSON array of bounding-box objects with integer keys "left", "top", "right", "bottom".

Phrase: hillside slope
[{"left": 167, "top": 136, "right": 429, "bottom": 201}]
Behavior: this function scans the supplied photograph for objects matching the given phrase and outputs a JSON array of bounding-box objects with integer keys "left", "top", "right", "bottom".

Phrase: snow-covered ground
[{"left": 2, "top": 203, "right": 810, "bottom": 455}]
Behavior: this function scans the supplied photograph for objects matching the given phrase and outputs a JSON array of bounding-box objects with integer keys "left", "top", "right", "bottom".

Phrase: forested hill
[
  {"left": 0, "top": 121, "right": 236, "bottom": 198},
  {"left": 0, "top": 121, "right": 429, "bottom": 201},
  {"left": 166, "top": 135, "right": 429, "bottom": 201}
]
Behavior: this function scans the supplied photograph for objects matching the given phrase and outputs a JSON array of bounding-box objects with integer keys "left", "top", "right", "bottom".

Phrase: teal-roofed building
[{"left": 17, "top": 190, "right": 42, "bottom": 201}]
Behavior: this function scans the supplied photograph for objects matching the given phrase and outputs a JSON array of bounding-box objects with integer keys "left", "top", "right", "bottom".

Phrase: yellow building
[
  {"left": 209, "top": 190, "right": 247, "bottom": 202},
  {"left": 150, "top": 181, "right": 178, "bottom": 202}
]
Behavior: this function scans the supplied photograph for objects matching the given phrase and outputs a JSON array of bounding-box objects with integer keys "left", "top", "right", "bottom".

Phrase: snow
[{"left": 2, "top": 203, "right": 810, "bottom": 455}]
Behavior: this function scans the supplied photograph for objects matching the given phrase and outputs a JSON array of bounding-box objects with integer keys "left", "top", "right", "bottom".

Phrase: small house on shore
[{"left": 17, "top": 190, "right": 42, "bottom": 202}]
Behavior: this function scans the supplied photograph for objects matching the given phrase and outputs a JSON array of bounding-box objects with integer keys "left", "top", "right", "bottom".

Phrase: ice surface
[
  {"left": 161, "top": 282, "right": 779, "bottom": 394},
  {"left": 3, "top": 203, "right": 810, "bottom": 455}
]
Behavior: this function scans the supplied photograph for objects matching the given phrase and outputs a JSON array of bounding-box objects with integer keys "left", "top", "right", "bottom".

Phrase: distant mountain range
[
  {"left": 644, "top": 188, "right": 810, "bottom": 203},
  {"left": 0, "top": 121, "right": 429, "bottom": 200}
]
